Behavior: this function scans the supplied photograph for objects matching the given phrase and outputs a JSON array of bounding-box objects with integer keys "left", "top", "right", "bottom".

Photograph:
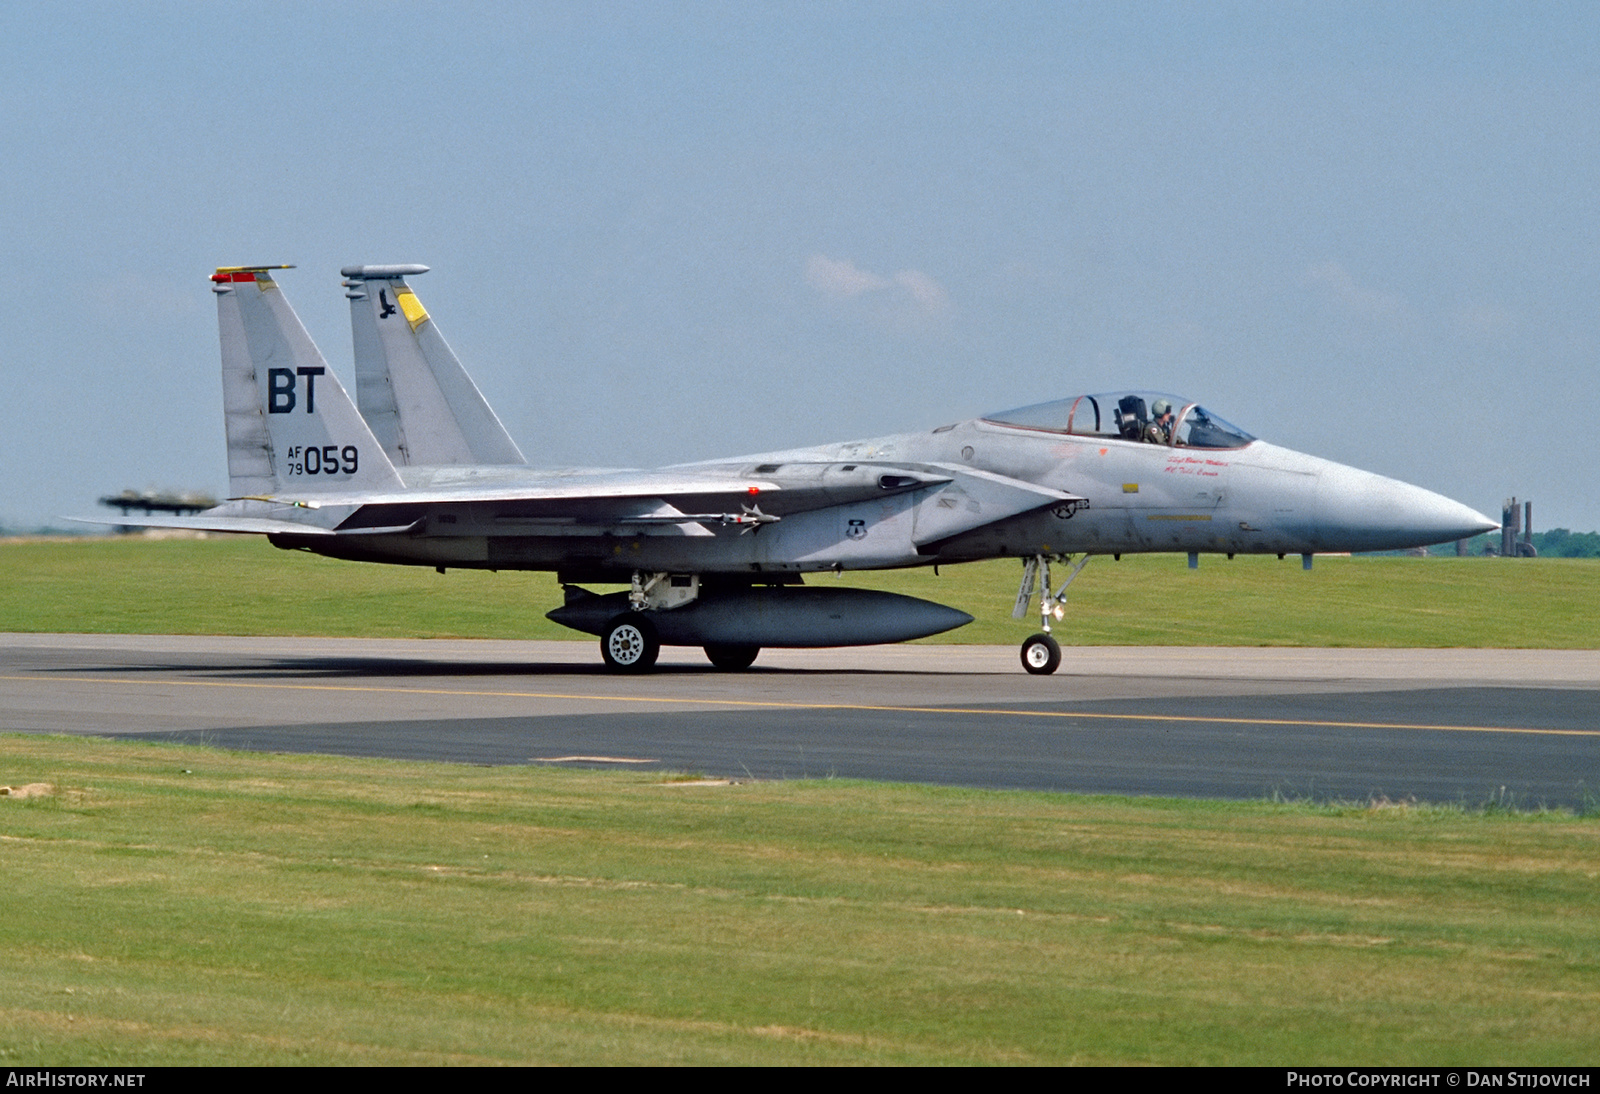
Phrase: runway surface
[{"left": 3, "top": 633, "right": 1597, "bottom": 807}]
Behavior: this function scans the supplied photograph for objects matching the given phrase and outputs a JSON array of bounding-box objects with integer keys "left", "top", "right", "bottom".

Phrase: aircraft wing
[
  {"left": 261, "top": 462, "right": 961, "bottom": 531},
  {"left": 83, "top": 463, "right": 967, "bottom": 539},
  {"left": 97, "top": 265, "right": 1081, "bottom": 555}
]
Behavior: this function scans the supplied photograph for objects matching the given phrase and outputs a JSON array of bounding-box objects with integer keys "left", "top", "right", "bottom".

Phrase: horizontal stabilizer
[
  {"left": 69, "top": 514, "right": 336, "bottom": 537},
  {"left": 69, "top": 495, "right": 363, "bottom": 537}
]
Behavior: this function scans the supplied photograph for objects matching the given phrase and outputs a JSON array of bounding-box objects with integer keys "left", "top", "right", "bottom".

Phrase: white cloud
[
  {"left": 893, "top": 269, "right": 950, "bottom": 312},
  {"left": 805, "top": 254, "right": 950, "bottom": 316},
  {"left": 806, "top": 254, "right": 890, "bottom": 297}
]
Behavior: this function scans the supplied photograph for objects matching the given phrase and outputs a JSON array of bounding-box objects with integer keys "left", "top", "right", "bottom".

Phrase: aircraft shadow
[{"left": 36, "top": 657, "right": 970, "bottom": 680}]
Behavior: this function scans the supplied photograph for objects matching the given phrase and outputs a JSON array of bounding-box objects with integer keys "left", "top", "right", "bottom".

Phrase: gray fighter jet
[{"left": 114, "top": 264, "right": 1495, "bottom": 673}]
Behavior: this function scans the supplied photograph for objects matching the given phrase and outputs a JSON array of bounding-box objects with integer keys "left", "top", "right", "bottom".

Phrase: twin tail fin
[
  {"left": 341, "top": 265, "right": 527, "bottom": 468},
  {"left": 211, "top": 266, "right": 404, "bottom": 499}
]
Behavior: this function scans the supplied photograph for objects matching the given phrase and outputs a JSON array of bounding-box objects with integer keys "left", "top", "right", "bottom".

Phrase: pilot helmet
[{"left": 1152, "top": 398, "right": 1172, "bottom": 417}]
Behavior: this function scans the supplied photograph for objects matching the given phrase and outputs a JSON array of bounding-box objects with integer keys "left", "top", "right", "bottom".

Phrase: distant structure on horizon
[
  {"left": 1492, "top": 497, "right": 1537, "bottom": 558},
  {"left": 99, "top": 490, "right": 217, "bottom": 523}
]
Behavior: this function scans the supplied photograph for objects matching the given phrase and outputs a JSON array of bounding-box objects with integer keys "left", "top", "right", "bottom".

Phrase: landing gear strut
[
  {"left": 1013, "top": 554, "right": 1091, "bottom": 675},
  {"left": 596, "top": 570, "right": 694, "bottom": 672}
]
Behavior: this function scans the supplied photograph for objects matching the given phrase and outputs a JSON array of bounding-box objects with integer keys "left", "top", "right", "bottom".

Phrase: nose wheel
[{"left": 1020, "top": 633, "right": 1062, "bottom": 675}]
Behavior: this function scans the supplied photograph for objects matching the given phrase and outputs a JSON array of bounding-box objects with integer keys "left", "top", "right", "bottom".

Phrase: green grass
[
  {"left": 2, "top": 535, "right": 1597, "bottom": 646},
  {"left": 2, "top": 733, "right": 1596, "bottom": 1065},
  {"left": 0, "top": 536, "right": 560, "bottom": 639}
]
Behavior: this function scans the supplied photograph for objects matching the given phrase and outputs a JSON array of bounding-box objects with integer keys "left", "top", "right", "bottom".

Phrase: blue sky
[{"left": 3, "top": 3, "right": 1595, "bottom": 531}]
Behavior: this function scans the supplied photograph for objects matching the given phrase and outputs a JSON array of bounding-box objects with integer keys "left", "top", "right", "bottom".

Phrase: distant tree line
[
  {"left": 1361, "top": 529, "right": 1600, "bottom": 558},
  {"left": 0, "top": 523, "right": 91, "bottom": 537},
  {"left": 1530, "top": 529, "right": 1600, "bottom": 558},
  {"left": 1451, "top": 529, "right": 1600, "bottom": 558}
]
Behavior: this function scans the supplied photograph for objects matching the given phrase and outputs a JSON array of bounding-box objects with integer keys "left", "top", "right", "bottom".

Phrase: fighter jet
[{"left": 109, "top": 264, "right": 1496, "bottom": 674}]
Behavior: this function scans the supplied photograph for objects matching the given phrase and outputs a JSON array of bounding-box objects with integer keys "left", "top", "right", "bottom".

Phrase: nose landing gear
[{"left": 1013, "top": 554, "right": 1091, "bottom": 675}]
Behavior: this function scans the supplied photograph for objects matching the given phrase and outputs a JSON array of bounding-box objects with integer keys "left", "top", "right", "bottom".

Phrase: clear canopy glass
[{"left": 982, "top": 391, "right": 1256, "bottom": 450}]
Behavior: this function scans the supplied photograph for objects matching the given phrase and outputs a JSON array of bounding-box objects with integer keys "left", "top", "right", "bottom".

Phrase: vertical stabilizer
[
  {"left": 342, "top": 264, "right": 527, "bottom": 467},
  {"left": 211, "top": 267, "right": 405, "bottom": 498}
]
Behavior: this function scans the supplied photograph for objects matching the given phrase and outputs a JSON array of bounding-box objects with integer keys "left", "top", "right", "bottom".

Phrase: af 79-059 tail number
[{"left": 283, "top": 445, "right": 358, "bottom": 476}]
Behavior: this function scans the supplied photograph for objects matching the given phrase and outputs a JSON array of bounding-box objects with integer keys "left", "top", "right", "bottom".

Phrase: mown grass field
[
  {"left": 3, "top": 734, "right": 1597, "bottom": 1066},
  {"left": 4, "top": 534, "right": 1598, "bottom": 646}
]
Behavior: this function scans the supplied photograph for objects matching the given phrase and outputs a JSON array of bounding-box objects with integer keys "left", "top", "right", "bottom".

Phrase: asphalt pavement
[{"left": 3, "top": 634, "right": 1596, "bottom": 807}]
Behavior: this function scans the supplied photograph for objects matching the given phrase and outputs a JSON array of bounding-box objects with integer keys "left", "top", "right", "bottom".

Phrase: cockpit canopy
[{"left": 982, "top": 391, "right": 1256, "bottom": 450}]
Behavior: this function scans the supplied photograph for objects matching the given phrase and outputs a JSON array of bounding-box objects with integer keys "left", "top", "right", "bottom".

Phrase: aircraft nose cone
[{"left": 1315, "top": 464, "right": 1497, "bottom": 551}]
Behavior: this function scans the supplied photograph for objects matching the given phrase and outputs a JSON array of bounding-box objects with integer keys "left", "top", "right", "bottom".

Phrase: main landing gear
[
  {"left": 601, "top": 612, "right": 659, "bottom": 672},
  {"left": 598, "top": 572, "right": 764, "bottom": 673},
  {"left": 601, "top": 620, "right": 763, "bottom": 672},
  {"left": 1013, "top": 554, "right": 1091, "bottom": 675},
  {"left": 704, "top": 644, "right": 760, "bottom": 671}
]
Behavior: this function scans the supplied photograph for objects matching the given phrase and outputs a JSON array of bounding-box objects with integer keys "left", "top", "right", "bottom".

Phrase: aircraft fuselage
[{"left": 272, "top": 417, "right": 1488, "bottom": 577}]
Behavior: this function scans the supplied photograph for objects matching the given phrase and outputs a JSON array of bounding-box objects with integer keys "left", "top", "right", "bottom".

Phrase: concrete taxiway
[{"left": 3, "top": 633, "right": 1597, "bottom": 807}]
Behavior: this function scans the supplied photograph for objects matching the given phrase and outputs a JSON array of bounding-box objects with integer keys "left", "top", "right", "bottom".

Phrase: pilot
[{"left": 1144, "top": 399, "right": 1175, "bottom": 445}]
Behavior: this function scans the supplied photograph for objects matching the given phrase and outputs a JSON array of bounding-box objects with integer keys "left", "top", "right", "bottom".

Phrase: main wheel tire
[
  {"left": 1020, "top": 633, "right": 1062, "bottom": 675},
  {"left": 704, "top": 644, "right": 760, "bottom": 671},
  {"left": 601, "top": 613, "right": 660, "bottom": 672}
]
